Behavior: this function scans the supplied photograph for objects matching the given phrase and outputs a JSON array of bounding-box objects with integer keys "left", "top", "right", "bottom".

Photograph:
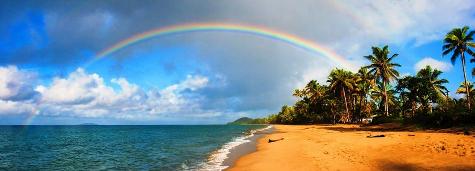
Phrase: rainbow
[
  {"left": 92, "top": 23, "right": 355, "bottom": 70},
  {"left": 23, "top": 23, "right": 355, "bottom": 125}
]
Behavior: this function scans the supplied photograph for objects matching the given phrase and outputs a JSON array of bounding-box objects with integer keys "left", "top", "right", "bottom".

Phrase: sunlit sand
[{"left": 229, "top": 125, "right": 475, "bottom": 170}]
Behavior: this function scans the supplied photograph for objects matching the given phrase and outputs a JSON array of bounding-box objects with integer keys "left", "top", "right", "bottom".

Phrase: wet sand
[
  {"left": 228, "top": 124, "right": 475, "bottom": 171},
  {"left": 221, "top": 126, "right": 274, "bottom": 168}
]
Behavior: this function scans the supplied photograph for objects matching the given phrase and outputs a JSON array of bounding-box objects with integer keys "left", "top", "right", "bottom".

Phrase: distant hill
[{"left": 227, "top": 117, "right": 267, "bottom": 125}]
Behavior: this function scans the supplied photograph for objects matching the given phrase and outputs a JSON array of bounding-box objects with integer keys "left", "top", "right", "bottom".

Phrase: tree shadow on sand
[
  {"left": 320, "top": 125, "right": 412, "bottom": 133},
  {"left": 377, "top": 160, "right": 475, "bottom": 171},
  {"left": 319, "top": 123, "right": 472, "bottom": 135}
]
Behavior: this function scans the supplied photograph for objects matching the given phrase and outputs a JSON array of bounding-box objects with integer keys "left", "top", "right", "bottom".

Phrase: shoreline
[
  {"left": 221, "top": 125, "right": 274, "bottom": 168},
  {"left": 205, "top": 125, "right": 273, "bottom": 170},
  {"left": 228, "top": 124, "right": 475, "bottom": 170}
]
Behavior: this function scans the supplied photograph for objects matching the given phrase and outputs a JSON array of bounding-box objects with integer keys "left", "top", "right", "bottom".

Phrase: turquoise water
[{"left": 0, "top": 125, "right": 267, "bottom": 170}]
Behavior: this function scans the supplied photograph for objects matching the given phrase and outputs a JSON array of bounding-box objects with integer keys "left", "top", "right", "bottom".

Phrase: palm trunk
[
  {"left": 330, "top": 102, "right": 336, "bottom": 124},
  {"left": 383, "top": 80, "right": 389, "bottom": 116},
  {"left": 412, "top": 101, "right": 416, "bottom": 117},
  {"left": 364, "top": 94, "right": 369, "bottom": 116},
  {"left": 353, "top": 95, "right": 356, "bottom": 121},
  {"left": 332, "top": 106, "right": 336, "bottom": 125},
  {"left": 342, "top": 87, "right": 349, "bottom": 122},
  {"left": 429, "top": 101, "right": 433, "bottom": 113},
  {"left": 359, "top": 94, "right": 363, "bottom": 121},
  {"left": 461, "top": 52, "right": 471, "bottom": 110},
  {"left": 401, "top": 94, "right": 405, "bottom": 117}
]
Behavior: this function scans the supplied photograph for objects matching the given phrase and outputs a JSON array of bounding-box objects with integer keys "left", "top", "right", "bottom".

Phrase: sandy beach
[{"left": 228, "top": 125, "right": 475, "bottom": 171}]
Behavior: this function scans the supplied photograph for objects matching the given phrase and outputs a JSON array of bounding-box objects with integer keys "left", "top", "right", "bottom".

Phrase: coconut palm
[
  {"left": 356, "top": 68, "right": 375, "bottom": 102},
  {"left": 371, "top": 83, "right": 397, "bottom": 109},
  {"left": 327, "top": 68, "right": 355, "bottom": 122},
  {"left": 305, "top": 80, "right": 325, "bottom": 103},
  {"left": 417, "top": 66, "right": 449, "bottom": 99},
  {"left": 443, "top": 26, "right": 475, "bottom": 110},
  {"left": 371, "top": 82, "right": 397, "bottom": 117},
  {"left": 396, "top": 76, "right": 419, "bottom": 116},
  {"left": 456, "top": 81, "right": 474, "bottom": 96},
  {"left": 355, "top": 68, "right": 375, "bottom": 118},
  {"left": 364, "top": 45, "right": 401, "bottom": 116},
  {"left": 293, "top": 80, "right": 326, "bottom": 105},
  {"left": 293, "top": 89, "right": 306, "bottom": 99},
  {"left": 416, "top": 66, "right": 449, "bottom": 112}
]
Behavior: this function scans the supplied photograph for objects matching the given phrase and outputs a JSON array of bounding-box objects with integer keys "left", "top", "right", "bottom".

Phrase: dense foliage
[{"left": 253, "top": 26, "right": 475, "bottom": 128}]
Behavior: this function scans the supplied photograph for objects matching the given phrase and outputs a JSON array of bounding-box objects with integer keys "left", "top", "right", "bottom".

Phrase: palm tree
[
  {"left": 416, "top": 66, "right": 449, "bottom": 112},
  {"left": 442, "top": 26, "right": 475, "bottom": 110},
  {"left": 356, "top": 68, "right": 375, "bottom": 118},
  {"left": 293, "top": 89, "right": 306, "bottom": 99},
  {"left": 417, "top": 66, "right": 448, "bottom": 97},
  {"left": 371, "top": 83, "right": 397, "bottom": 113},
  {"left": 323, "top": 93, "right": 338, "bottom": 124},
  {"left": 305, "top": 80, "right": 325, "bottom": 103},
  {"left": 293, "top": 80, "right": 326, "bottom": 105},
  {"left": 356, "top": 68, "right": 375, "bottom": 101},
  {"left": 456, "top": 81, "right": 474, "bottom": 96},
  {"left": 396, "top": 76, "right": 418, "bottom": 117},
  {"left": 279, "top": 105, "right": 295, "bottom": 124},
  {"left": 364, "top": 45, "right": 400, "bottom": 116},
  {"left": 328, "top": 68, "right": 355, "bottom": 122}
]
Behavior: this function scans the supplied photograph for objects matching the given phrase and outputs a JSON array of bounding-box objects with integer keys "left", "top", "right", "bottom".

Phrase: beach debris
[
  {"left": 366, "top": 134, "right": 385, "bottom": 138},
  {"left": 268, "top": 138, "right": 284, "bottom": 143},
  {"left": 408, "top": 134, "right": 415, "bottom": 136},
  {"left": 323, "top": 151, "right": 329, "bottom": 154}
]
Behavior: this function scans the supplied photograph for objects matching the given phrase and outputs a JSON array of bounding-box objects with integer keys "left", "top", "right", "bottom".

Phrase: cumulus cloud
[
  {"left": 0, "top": 66, "right": 38, "bottom": 115},
  {"left": 0, "top": 100, "right": 37, "bottom": 115},
  {"left": 35, "top": 68, "right": 142, "bottom": 107},
  {"left": 0, "top": 66, "right": 213, "bottom": 120},
  {"left": 415, "top": 57, "right": 452, "bottom": 72},
  {"left": 34, "top": 68, "right": 210, "bottom": 119},
  {"left": 0, "top": 66, "right": 38, "bottom": 101},
  {"left": 36, "top": 68, "right": 116, "bottom": 105}
]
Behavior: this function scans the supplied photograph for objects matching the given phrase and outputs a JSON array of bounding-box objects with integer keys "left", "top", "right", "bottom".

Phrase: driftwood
[
  {"left": 366, "top": 134, "right": 385, "bottom": 138},
  {"left": 268, "top": 138, "right": 284, "bottom": 143}
]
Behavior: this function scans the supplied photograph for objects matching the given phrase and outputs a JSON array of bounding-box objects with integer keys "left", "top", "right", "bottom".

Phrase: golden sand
[{"left": 228, "top": 125, "right": 475, "bottom": 171}]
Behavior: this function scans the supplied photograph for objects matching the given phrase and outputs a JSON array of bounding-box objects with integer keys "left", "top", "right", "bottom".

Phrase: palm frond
[
  {"left": 442, "top": 47, "right": 455, "bottom": 56},
  {"left": 468, "top": 42, "right": 475, "bottom": 48},
  {"left": 467, "top": 48, "right": 475, "bottom": 57},
  {"left": 450, "top": 49, "right": 461, "bottom": 64}
]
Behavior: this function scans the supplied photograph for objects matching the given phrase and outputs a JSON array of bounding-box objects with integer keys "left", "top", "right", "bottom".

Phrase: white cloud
[
  {"left": 415, "top": 57, "right": 453, "bottom": 72},
  {"left": 339, "top": 0, "right": 475, "bottom": 46},
  {"left": 0, "top": 100, "right": 37, "bottom": 115},
  {"left": 0, "top": 66, "right": 39, "bottom": 115},
  {"left": 36, "top": 68, "right": 116, "bottom": 105},
  {"left": 0, "top": 66, "right": 215, "bottom": 120},
  {"left": 0, "top": 66, "right": 38, "bottom": 101},
  {"left": 33, "top": 68, "right": 211, "bottom": 119}
]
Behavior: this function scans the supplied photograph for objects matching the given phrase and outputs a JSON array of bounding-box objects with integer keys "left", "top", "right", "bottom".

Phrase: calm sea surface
[{"left": 0, "top": 125, "right": 266, "bottom": 170}]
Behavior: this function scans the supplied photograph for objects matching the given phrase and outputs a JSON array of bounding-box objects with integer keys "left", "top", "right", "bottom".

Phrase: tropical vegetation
[{"left": 250, "top": 26, "right": 475, "bottom": 128}]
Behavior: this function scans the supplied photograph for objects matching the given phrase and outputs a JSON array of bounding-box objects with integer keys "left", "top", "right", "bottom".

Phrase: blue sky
[{"left": 1, "top": 0, "right": 475, "bottom": 124}]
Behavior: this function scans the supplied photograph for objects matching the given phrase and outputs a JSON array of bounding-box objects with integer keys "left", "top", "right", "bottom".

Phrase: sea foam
[{"left": 199, "top": 125, "right": 273, "bottom": 171}]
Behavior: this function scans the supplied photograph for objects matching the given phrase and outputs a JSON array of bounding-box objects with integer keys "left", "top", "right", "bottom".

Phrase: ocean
[{"left": 0, "top": 125, "right": 270, "bottom": 170}]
